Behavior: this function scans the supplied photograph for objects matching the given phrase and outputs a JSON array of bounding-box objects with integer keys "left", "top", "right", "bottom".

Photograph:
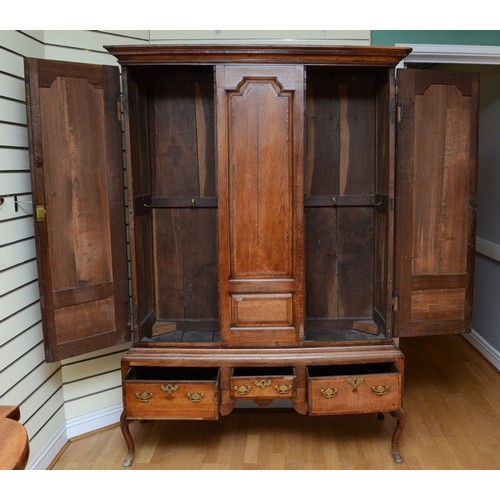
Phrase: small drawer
[
  {"left": 124, "top": 367, "right": 219, "bottom": 420},
  {"left": 231, "top": 367, "right": 296, "bottom": 399},
  {"left": 307, "top": 363, "right": 401, "bottom": 416}
]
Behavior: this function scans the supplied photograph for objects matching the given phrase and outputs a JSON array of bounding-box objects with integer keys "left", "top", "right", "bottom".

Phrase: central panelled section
[
  {"left": 217, "top": 65, "right": 304, "bottom": 345},
  {"left": 229, "top": 79, "right": 293, "bottom": 278}
]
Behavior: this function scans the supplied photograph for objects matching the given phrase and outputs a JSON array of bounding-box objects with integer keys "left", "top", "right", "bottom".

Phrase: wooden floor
[{"left": 50, "top": 335, "right": 500, "bottom": 470}]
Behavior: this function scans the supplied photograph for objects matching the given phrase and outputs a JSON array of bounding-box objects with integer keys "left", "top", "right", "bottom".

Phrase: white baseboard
[
  {"left": 27, "top": 404, "right": 123, "bottom": 469},
  {"left": 475, "top": 237, "right": 500, "bottom": 263},
  {"left": 66, "top": 403, "right": 123, "bottom": 439},
  {"left": 27, "top": 423, "right": 68, "bottom": 470},
  {"left": 463, "top": 330, "right": 500, "bottom": 371}
]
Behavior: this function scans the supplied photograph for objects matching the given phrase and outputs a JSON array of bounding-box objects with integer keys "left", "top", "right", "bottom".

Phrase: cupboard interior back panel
[
  {"left": 153, "top": 207, "right": 219, "bottom": 329},
  {"left": 304, "top": 68, "right": 389, "bottom": 340},
  {"left": 150, "top": 68, "right": 216, "bottom": 198},
  {"left": 127, "top": 66, "right": 218, "bottom": 340}
]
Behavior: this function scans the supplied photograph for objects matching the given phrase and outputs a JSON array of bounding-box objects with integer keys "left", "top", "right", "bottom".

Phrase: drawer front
[
  {"left": 308, "top": 370, "right": 401, "bottom": 415},
  {"left": 231, "top": 374, "right": 296, "bottom": 399},
  {"left": 124, "top": 379, "right": 219, "bottom": 420}
]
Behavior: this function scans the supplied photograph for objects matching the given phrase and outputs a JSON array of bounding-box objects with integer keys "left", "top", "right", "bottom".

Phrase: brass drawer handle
[
  {"left": 135, "top": 391, "right": 153, "bottom": 403},
  {"left": 186, "top": 392, "right": 205, "bottom": 403},
  {"left": 234, "top": 385, "right": 252, "bottom": 396},
  {"left": 275, "top": 384, "right": 293, "bottom": 395},
  {"left": 320, "top": 387, "right": 338, "bottom": 399},
  {"left": 371, "top": 385, "right": 390, "bottom": 396},
  {"left": 254, "top": 379, "right": 272, "bottom": 390},
  {"left": 160, "top": 384, "right": 179, "bottom": 399},
  {"left": 347, "top": 377, "right": 365, "bottom": 389}
]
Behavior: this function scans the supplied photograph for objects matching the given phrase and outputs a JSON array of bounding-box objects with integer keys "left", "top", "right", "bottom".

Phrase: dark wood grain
[
  {"left": 106, "top": 44, "right": 412, "bottom": 66},
  {"left": 25, "top": 58, "right": 129, "bottom": 361},
  {"left": 394, "top": 69, "right": 478, "bottom": 337},
  {"left": 217, "top": 65, "right": 304, "bottom": 346}
]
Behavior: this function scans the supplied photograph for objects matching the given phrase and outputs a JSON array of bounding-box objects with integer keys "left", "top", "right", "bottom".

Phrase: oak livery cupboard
[{"left": 24, "top": 45, "right": 478, "bottom": 466}]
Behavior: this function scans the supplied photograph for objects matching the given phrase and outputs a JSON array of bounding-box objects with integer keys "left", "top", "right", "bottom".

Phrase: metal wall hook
[
  {"left": 0, "top": 195, "right": 34, "bottom": 210},
  {"left": 14, "top": 196, "right": 33, "bottom": 212}
]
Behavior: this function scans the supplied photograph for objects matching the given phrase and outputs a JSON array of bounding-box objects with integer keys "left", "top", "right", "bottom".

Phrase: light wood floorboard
[{"left": 50, "top": 335, "right": 500, "bottom": 470}]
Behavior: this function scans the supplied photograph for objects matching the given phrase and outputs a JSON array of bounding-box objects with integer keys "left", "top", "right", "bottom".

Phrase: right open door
[{"left": 394, "top": 68, "right": 479, "bottom": 338}]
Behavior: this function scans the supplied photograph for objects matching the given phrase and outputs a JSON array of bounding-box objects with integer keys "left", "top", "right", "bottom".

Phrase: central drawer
[
  {"left": 307, "top": 363, "right": 401, "bottom": 415},
  {"left": 231, "top": 367, "right": 296, "bottom": 399},
  {"left": 124, "top": 367, "right": 220, "bottom": 420}
]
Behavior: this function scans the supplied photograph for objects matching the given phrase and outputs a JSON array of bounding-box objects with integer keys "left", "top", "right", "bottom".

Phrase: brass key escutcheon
[
  {"left": 254, "top": 379, "right": 272, "bottom": 390},
  {"left": 347, "top": 377, "right": 365, "bottom": 389},
  {"left": 160, "top": 384, "right": 178, "bottom": 399}
]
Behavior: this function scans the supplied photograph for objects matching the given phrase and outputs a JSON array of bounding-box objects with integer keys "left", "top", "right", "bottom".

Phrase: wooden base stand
[{"left": 119, "top": 344, "right": 406, "bottom": 467}]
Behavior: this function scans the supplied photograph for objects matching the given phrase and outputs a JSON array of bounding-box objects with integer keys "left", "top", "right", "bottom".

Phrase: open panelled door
[
  {"left": 25, "top": 59, "right": 130, "bottom": 361},
  {"left": 394, "top": 68, "right": 479, "bottom": 337}
]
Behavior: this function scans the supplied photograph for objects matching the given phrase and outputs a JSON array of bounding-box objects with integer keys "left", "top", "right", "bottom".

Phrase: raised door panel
[
  {"left": 25, "top": 58, "right": 130, "bottom": 361},
  {"left": 394, "top": 69, "right": 478, "bottom": 337},
  {"left": 217, "top": 65, "right": 304, "bottom": 345},
  {"left": 229, "top": 78, "right": 293, "bottom": 279}
]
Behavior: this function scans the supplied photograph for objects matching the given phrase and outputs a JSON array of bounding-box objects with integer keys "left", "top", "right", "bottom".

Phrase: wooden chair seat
[{"left": 0, "top": 406, "right": 29, "bottom": 470}]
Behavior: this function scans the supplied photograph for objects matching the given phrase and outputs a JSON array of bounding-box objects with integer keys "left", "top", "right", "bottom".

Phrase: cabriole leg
[
  {"left": 390, "top": 408, "right": 406, "bottom": 464},
  {"left": 120, "top": 411, "right": 135, "bottom": 467}
]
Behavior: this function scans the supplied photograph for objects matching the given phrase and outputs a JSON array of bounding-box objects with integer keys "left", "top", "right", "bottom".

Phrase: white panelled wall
[
  {"left": 0, "top": 30, "right": 148, "bottom": 470},
  {"left": 0, "top": 29, "right": 372, "bottom": 470},
  {"left": 0, "top": 31, "right": 65, "bottom": 471}
]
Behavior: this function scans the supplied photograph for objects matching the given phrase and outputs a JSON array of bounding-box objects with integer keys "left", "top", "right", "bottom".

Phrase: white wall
[
  {"left": 149, "top": 30, "right": 370, "bottom": 45},
  {"left": 469, "top": 67, "right": 500, "bottom": 367},
  {"left": 0, "top": 29, "right": 371, "bottom": 469},
  {"left": 0, "top": 30, "right": 66, "bottom": 470},
  {"left": 427, "top": 62, "right": 500, "bottom": 368}
]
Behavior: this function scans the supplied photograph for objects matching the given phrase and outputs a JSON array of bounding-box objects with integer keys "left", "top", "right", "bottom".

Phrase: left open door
[{"left": 25, "top": 58, "right": 130, "bottom": 362}]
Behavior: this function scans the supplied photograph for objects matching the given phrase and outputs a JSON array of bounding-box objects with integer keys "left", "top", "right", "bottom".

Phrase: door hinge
[
  {"left": 117, "top": 96, "right": 123, "bottom": 122},
  {"left": 126, "top": 300, "right": 134, "bottom": 331},
  {"left": 392, "top": 289, "right": 400, "bottom": 315},
  {"left": 390, "top": 99, "right": 397, "bottom": 124},
  {"left": 390, "top": 99, "right": 403, "bottom": 125},
  {"left": 120, "top": 93, "right": 128, "bottom": 118},
  {"left": 45, "top": 348, "right": 52, "bottom": 363}
]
